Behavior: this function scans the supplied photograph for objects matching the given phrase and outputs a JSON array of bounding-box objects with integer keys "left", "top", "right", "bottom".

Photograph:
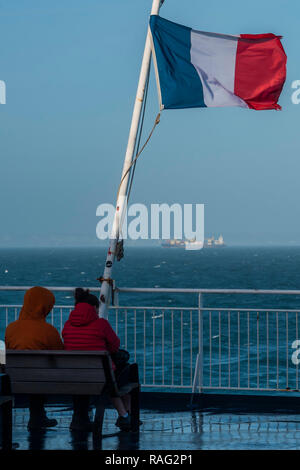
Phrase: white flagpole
[{"left": 98, "top": 0, "right": 163, "bottom": 318}]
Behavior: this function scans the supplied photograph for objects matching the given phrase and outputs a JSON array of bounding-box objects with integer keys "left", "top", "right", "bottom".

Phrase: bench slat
[
  {"left": 10, "top": 382, "right": 106, "bottom": 395},
  {"left": 6, "top": 355, "right": 108, "bottom": 369},
  {"left": 6, "top": 350, "right": 110, "bottom": 356},
  {"left": 6, "top": 368, "right": 106, "bottom": 383}
]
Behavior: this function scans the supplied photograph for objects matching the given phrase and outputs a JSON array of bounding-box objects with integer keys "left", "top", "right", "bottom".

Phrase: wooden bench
[{"left": 5, "top": 350, "right": 140, "bottom": 436}]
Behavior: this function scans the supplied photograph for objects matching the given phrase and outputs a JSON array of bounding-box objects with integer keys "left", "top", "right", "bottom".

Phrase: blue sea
[
  {"left": 1, "top": 246, "right": 300, "bottom": 391},
  {"left": 1, "top": 246, "right": 300, "bottom": 306}
]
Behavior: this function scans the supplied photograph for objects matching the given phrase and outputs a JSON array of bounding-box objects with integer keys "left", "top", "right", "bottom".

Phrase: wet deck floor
[{"left": 11, "top": 406, "right": 300, "bottom": 450}]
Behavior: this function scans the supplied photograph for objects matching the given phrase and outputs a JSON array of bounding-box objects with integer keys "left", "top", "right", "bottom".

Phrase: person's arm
[{"left": 101, "top": 319, "right": 120, "bottom": 353}]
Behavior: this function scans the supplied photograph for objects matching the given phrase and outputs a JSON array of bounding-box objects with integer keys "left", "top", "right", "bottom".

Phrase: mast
[{"left": 98, "top": 0, "right": 163, "bottom": 318}]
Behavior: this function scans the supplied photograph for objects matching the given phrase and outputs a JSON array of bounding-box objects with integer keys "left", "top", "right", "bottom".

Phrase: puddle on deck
[{"left": 11, "top": 406, "right": 300, "bottom": 450}]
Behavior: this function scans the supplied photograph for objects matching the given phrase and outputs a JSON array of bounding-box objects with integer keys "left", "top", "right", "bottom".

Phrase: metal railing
[{"left": 1, "top": 286, "right": 300, "bottom": 394}]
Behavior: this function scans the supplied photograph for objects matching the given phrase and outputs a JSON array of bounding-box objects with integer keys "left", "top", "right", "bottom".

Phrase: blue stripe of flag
[{"left": 150, "top": 15, "right": 206, "bottom": 110}]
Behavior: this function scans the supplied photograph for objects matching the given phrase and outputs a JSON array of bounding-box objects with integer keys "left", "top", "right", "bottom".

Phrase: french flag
[{"left": 150, "top": 15, "right": 287, "bottom": 111}]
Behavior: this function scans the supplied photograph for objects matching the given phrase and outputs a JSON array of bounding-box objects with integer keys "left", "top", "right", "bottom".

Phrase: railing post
[
  {"left": 115, "top": 288, "right": 119, "bottom": 307},
  {"left": 198, "top": 293, "right": 204, "bottom": 393},
  {"left": 190, "top": 293, "right": 203, "bottom": 405}
]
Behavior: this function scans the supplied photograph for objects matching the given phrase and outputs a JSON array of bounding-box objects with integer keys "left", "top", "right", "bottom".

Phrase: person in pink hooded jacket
[{"left": 62, "top": 288, "right": 131, "bottom": 431}]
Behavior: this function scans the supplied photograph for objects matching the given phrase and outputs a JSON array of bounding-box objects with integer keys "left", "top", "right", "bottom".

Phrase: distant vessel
[
  {"left": 161, "top": 234, "right": 226, "bottom": 249},
  {"left": 205, "top": 234, "right": 226, "bottom": 248},
  {"left": 161, "top": 239, "right": 185, "bottom": 248},
  {"left": 184, "top": 239, "right": 204, "bottom": 251}
]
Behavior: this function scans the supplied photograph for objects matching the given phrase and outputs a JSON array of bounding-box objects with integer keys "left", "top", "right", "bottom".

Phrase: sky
[{"left": 0, "top": 0, "right": 299, "bottom": 247}]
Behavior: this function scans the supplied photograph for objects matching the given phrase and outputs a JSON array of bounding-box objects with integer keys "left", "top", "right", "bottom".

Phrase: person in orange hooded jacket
[
  {"left": 5, "top": 286, "right": 63, "bottom": 350},
  {"left": 5, "top": 286, "right": 64, "bottom": 429}
]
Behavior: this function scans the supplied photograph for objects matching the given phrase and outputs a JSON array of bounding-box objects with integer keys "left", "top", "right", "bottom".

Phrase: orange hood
[{"left": 18, "top": 286, "right": 55, "bottom": 321}]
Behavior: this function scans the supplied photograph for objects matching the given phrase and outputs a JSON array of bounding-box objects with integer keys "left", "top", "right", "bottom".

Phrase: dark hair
[{"left": 74, "top": 288, "right": 100, "bottom": 309}]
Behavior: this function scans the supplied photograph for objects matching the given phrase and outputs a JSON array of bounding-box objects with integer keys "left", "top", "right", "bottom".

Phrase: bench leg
[
  {"left": 92, "top": 399, "right": 105, "bottom": 450},
  {"left": 130, "top": 385, "right": 140, "bottom": 432},
  {"left": 2, "top": 400, "right": 12, "bottom": 450},
  {"left": 128, "top": 363, "right": 140, "bottom": 432},
  {"left": 93, "top": 400, "right": 105, "bottom": 436}
]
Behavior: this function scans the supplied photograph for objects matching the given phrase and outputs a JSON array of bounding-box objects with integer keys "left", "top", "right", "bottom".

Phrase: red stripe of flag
[{"left": 235, "top": 34, "right": 287, "bottom": 110}]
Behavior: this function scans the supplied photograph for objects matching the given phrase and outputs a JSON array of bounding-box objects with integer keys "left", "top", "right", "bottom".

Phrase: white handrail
[{"left": 1, "top": 285, "right": 300, "bottom": 295}]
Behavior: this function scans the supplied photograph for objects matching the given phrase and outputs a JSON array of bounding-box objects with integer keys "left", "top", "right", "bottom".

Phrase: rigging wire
[
  {"left": 127, "top": 59, "right": 151, "bottom": 202},
  {"left": 117, "top": 58, "right": 161, "bottom": 242}
]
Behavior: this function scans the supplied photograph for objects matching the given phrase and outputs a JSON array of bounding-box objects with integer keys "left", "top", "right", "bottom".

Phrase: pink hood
[{"left": 68, "top": 302, "right": 98, "bottom": 327}]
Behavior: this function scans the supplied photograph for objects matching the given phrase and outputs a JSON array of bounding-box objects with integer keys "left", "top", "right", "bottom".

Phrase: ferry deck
[{"left": 2, "top": 285, "right": 300, "bottom": 450}]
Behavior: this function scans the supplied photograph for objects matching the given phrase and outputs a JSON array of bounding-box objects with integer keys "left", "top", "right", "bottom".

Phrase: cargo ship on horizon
[{"left": 161, "top": 234, "right": 226, "bottom": 249}]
